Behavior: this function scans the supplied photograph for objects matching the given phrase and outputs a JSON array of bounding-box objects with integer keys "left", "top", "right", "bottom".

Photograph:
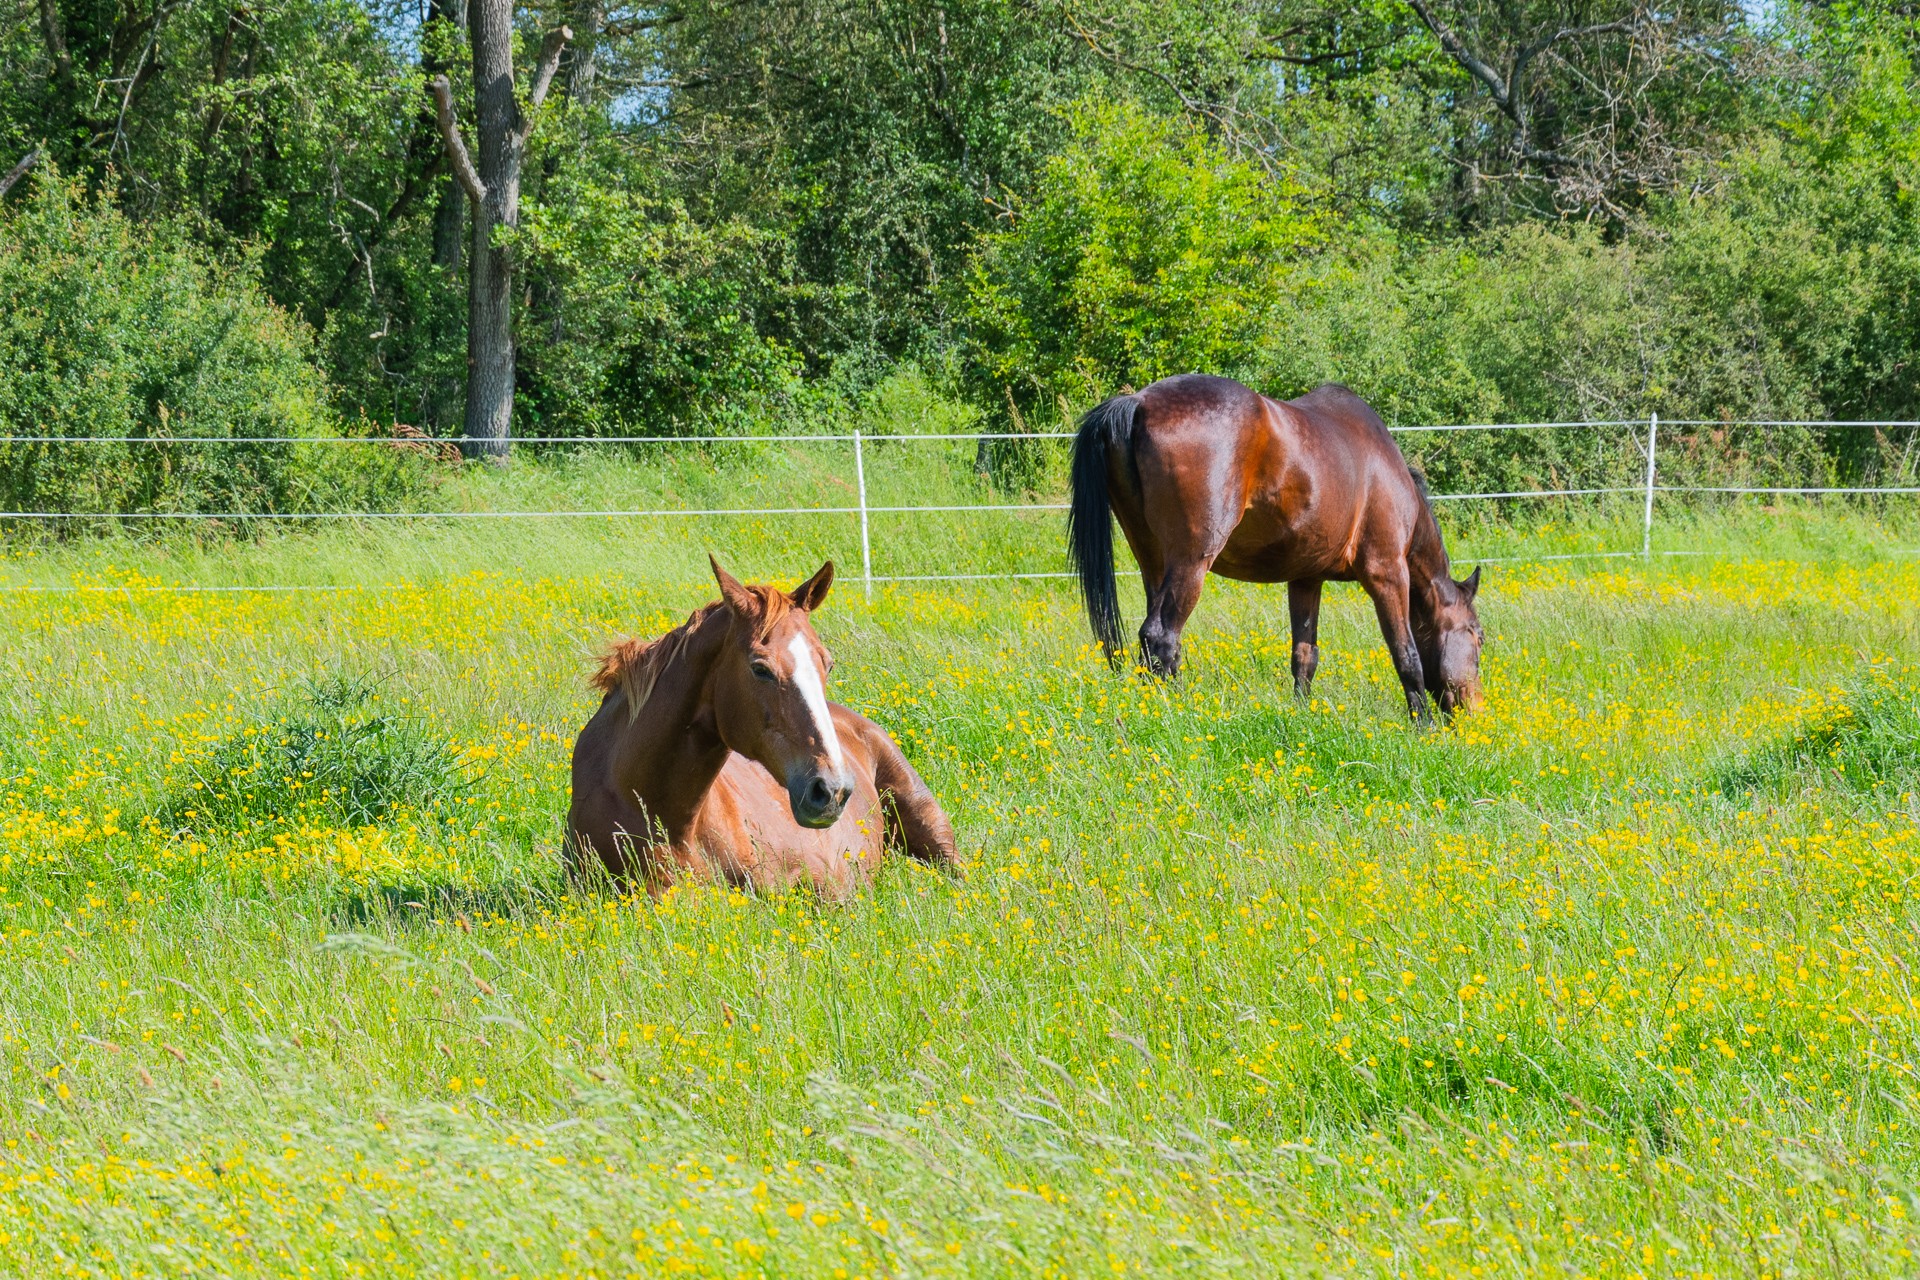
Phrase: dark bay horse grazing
[
  {"left": 565, "top": 558, "right": 959, "bottom": 899},
  {"left": 1069, "top": 375, "right": 1484, "bottom": 720}
]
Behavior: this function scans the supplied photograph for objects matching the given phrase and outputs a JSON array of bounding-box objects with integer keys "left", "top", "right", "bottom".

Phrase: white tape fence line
[
  {"left": 2, "top": 415, "right": 1917, "bottom": 595},
  {"left": 4, "top": 416, "right": 1917, "bottom": 445}
]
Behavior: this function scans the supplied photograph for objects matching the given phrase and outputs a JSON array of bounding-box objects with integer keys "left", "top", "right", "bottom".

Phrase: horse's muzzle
[
  {"left": 1440, "top": 682, "right": 1484, "bottom": 716},
  {"left": 791, "top": 771, "right": 853, "bottom": 829}
]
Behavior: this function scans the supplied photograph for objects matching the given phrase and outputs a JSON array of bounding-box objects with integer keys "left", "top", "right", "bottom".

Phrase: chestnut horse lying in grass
[
  {"left": 1069, "top": 375, "right": 1484, "bottom": 721},
  {"left": 565, "top": 558, "right": 959, "bottom": 899}
]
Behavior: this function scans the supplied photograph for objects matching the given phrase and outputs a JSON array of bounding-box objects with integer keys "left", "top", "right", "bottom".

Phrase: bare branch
[
  {"left": 111, "top": 2, "right": 174, "bottom": 166},
  {"left": 599, "top": 12, "right": 680, "bottom": 38},
  {"left": 1402, "top": 0, "right": 1513, "bottom": 114},
  {"left": 428, "top": 74, "right": 487, "bottom": 203},
  {"left": 599, "top": 71, "right": 716, "bottom": 90},
  {"left": 525, "top": 26, "right": 573, "bottom": 113},
  {"left": 1511, "top": 19, "right": 1646, "bottom": 103},
  {"left": 1403, "top": 0, "right": 1666, "bottom": 207},
  {"left": 0, "top": 148, "right": 41, "bottom": 199},
  {"left": 1059, "top": 8, "right": 1263, "bottom": 161},
  {"left": 1247, "top": 38, "right": 1405, "bottom": 68}
]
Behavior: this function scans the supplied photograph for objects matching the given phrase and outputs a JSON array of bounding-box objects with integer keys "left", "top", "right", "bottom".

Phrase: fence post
[
  {"left": 1641, "top": 412, "right": 1659, "bottom": 559},
  {"left": 853, "top": 429, "right": 873, "bottom": 602}
]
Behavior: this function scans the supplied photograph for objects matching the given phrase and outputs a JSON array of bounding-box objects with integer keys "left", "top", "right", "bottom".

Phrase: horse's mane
[
  {"left": 590, "top": 586, "right": 795, "bottom": 722},
  {"left": 1408, "top": 463, "right": 1433, "bottom": 510},
  {"left": 1404, "top": 462, "right": 1453, "bottom": 643}
]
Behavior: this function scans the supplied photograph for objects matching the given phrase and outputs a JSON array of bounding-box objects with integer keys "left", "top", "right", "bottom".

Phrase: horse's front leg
[
  {"left": 1361, "top": 564, "right": 1431, "bottom": 724},
  {"left": 1288, "top": 578, "right": 1323, "bottom": 699}
]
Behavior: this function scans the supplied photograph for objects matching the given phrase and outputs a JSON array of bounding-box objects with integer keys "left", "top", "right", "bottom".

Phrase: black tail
[{"left": 1069, "top": 393, "right": 1139, "bottom": 668}]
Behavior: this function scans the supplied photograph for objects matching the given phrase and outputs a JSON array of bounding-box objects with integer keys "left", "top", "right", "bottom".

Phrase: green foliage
[
  {"left": 0, "top": 0, "right": 419, "bottom": 322},
  {"left": 519, "top": 172, "right": 809, "bottom": 436},
  {"left": 156, "top": 674, "right": 470, "bottom": 832},
  {"left": 4, "top": 0, "right": 1920, "bottom": 489},
  {"left": 951, "top": 33, "right": 1920, "bottom": 496},
  {"left": 0, "top": 172, "right": 428, "bottom": 521},
  {"left": 853, "top": 363, "right": 984, "bottom": 438},
  {"left": 962, "top": 97, "right": 1329, "bottom": 425},
  {"left": 645, "top": 0, "right": 1110, "bottom": 365},
  {"left": 1658, "top": 39, "right": 1920, "bottom": 428}
]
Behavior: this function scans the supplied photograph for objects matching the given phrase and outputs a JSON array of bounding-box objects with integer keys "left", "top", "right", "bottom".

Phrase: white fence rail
[{"left": 1, "top": 416, "right": 1917, "bottom": 594}]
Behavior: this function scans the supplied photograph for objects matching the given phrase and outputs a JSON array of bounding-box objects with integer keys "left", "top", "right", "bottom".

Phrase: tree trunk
[
  {"left": 431, "top": 8, "right": 568, "bottom": 460},
  {"left": 565, "top": 0, "right": 601, "bottom": 101},
  {"left": 465, "top": 202, "right": 514, "bottom": 457},
  {"left": 432, "top": 180, "right": 465, "bottom": 270},
  {"left": 463, "top": 0, "right": 518, "bottom": 458}
]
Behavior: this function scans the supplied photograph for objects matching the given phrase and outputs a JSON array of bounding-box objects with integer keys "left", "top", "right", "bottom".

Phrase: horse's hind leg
[
  {"left": 859, "top": 718, "right": 961, "bottom": 875},
  {"left": 1288, "top": 579, "right": 1323, "bottom": 699},
  {"left": 1360, "top": 562, "right": 1432, "bottom": 723},
  {"left": 1140, "top": 558, "right": 1209, "bottom": 678}
]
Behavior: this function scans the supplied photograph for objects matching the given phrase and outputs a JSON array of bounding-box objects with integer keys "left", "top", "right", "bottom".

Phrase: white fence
[{"left": 1, "top": 416, "right": 1918, "bottom": 595}]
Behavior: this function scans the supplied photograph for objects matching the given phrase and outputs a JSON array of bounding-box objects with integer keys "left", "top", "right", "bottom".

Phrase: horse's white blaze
[{"left": 787, "top": 633, "right": 844, "bottom": 771}]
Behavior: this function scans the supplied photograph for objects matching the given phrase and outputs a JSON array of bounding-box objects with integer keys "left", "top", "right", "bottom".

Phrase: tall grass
[{"left": 1, "top": 448, "right": 1919, "bottom": 1275}]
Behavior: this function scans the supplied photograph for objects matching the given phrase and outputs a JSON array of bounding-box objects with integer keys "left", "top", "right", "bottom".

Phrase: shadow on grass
[
  {"left": 1220, "top": 1028, "right": 1688, "bottom": 1150},
  {"left": 330, "top": 876, "right": 572, "bottom": 928},
  {"left": 1715, "top": 661, "right": 1920, "bottom": 799}
]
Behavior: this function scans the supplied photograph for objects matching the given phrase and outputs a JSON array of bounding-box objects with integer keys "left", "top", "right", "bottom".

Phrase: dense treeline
[{"left": 0, "top": 0, "right": 1916, "bottom": 496}]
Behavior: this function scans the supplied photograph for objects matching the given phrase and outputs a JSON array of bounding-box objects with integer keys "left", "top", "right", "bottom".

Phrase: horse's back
[
  {"left": 1282, "top": 383, "right": 1392, "bottom": 440},
  {"left": 1136, "top": 372, "right": 1266, "bottom": 418},
  {"left": 1112, "top": 376, "right": 1277, "bottom": 565},
  {"left": 1121, "top": 376, "right": 1416, "bottom": 582},
  {"left": 1130, "top": 377, "right": 1392, "bottom": 471}
]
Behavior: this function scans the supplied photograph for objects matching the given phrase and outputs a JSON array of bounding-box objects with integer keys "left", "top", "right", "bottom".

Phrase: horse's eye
[{"left": 750, "top": 660, "right": 776, "bottom": 682}]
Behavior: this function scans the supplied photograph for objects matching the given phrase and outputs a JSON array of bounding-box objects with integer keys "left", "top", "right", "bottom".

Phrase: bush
[
  {"left": 952, "top": 48, "right": 1920, "bottom": 500},
  {"left": 520, "top": 174, "right": 811, "bottom": 438},
  {"left": 155, "top": 675, "right": 471, "bottom": 833},
  {"left": 1275, "top": 228, "right": 1662, "bottom": 496},
  {"left": 0, "top": 171, "right": 427, "bottom": 525},
  {"left": 959, "top": 96, "right": 1329, "bottom": 430}
]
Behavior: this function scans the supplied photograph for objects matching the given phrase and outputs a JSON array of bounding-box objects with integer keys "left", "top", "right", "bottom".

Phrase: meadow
[{"left": 1, "top": 443, "right": 1919, "bottom": 1278}]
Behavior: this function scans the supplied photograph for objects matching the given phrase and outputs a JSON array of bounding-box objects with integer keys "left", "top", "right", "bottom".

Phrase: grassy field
[{"left": 2, "top": 447, "right": 1920, "bottom": 1277}]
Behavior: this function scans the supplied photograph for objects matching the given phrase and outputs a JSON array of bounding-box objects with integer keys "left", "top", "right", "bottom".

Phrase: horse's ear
[
  {"left": 710, "top": 554, "right": 760, "bottom": 620},
  {"left": 1459, "top": 565, "right": 1482, "bottom": 601},
  {"left": 791, "top": 560, "right": 834, "bottom": 612}
]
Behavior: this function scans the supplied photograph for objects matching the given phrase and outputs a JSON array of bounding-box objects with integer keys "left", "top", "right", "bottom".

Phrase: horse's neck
[
  {"left": 608, "top": 609, "right": 733, "bottom": 844},
  {"left": 1407, "top": 508, "right": 1453, "bottom": 615}
]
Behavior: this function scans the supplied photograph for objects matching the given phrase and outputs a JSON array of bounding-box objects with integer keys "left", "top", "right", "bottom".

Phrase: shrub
[
  {"left": 959, "top": 95, "right": 1330, "bottom": 430},
  {"left": 520, "top": 177, "right": 810, "bottom": 438},
  {"left": 0, "top": 171, "right": 427, "bottom": 525},
  {"left": 953, "top": 51, "right": 1920, "bottom": 500},
  {"left": 155, "top": 675, "right": 471, "bottom": 832}
]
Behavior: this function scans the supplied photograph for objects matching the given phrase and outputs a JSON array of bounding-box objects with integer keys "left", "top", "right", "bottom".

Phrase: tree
[
  {"left": 429, "top": 12, "right": 569, "bottom": 457},
  {"left": 961, "top": 97, "right": 1328, "bottom": 420},
  {"left": 1398, "top": 0, "right": 1768, "bottom": 219}
]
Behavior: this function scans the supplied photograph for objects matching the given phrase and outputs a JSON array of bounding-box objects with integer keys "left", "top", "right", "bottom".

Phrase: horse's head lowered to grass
[
  {"left": 1419, "top": 564, "right": 1484, "bottom": 717},
  {"left": 705, "top": 555, "right": 856, "bottom": 828}
]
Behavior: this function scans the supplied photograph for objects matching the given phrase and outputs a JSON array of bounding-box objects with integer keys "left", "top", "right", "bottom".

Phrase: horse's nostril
[{"left": 805, "top": 777, "right": 832, "bottom": 808}]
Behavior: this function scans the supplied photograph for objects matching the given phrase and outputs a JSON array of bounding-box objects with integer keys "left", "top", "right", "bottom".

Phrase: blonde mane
[{"left": 591, "top": 588, "right": 795, "bottom": 722}]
